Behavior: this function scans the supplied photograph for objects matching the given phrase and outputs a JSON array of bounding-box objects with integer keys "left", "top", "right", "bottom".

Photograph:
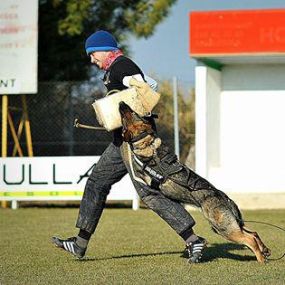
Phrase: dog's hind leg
[
  {"left": 242, "top": 227, "right": 271, "bottom": 258},
  {"left": 201, "top": 200, "right": 269, "bottom": 263},
  {"left": 227, "top": 229, "right": 268, "bottom": 263}
]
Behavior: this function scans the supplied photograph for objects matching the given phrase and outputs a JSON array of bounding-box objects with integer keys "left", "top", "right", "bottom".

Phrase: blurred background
[
  {"left": 2, "top": 0, "right": 198, "bottom": 163},
  {"left": 3, "top": 0, "right": 285, "bottom": 161},
  {"left": 1, "top": 0, "right": 285, "bottom": 209}
]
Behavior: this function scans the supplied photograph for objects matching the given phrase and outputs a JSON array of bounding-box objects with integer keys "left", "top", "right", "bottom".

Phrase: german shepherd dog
[{"left": 118, "top": 101, "right": 271, "bottom": 263}]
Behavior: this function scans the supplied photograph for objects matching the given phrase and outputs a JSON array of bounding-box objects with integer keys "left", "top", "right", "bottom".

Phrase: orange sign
[{"left": 190, "top": 9, "right": 285, "bottom": 56}]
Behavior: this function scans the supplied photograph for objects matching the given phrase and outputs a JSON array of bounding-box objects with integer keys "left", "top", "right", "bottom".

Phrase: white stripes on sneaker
[
  {"left": 187, "top": 242, "right": 205, "bottom": 255},
  {"left": 63, "top": 241, "right": 75, "bottom": 254},
  {"left": 192, "top": 244, "right": 204, "bottom": 254}
]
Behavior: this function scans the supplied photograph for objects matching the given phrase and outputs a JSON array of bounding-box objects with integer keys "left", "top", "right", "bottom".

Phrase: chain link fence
[{"left": 2, "top": 80, "right": 183, "bottom": 157}]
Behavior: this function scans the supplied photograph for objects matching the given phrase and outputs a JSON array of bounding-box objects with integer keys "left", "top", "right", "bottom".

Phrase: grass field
[{"left": 0, "top": 207, "right": 284, "bottom": 284}]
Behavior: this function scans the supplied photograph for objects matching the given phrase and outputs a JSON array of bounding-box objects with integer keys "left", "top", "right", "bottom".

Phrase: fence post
[
  {"left": 173, "top": 76, "right": 180, "bottom": 160},
  {"left": 68, "top": 83, "right": 74, "bottom": 156},
  {"left": 1, "top": 95, "right": 8, "bottom": 208}
]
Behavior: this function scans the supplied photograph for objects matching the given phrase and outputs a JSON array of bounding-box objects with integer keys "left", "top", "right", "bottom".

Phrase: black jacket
[{"left": 103, "top": 55, "right": 145, "bottom": 146}]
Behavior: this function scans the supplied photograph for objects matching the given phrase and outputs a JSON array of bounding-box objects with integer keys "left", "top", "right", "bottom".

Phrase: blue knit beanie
[{"left": 85, "top": 30, "right": 118, "bottom": 55}]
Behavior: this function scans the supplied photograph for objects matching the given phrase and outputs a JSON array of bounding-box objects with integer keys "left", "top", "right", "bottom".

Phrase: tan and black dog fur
[{"left": 119, "top": 101, "right": 271, "bottom": 263}]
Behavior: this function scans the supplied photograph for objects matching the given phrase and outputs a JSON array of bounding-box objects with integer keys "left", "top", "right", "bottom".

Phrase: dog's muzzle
[{"left": 119, "top": 101, "right": 154, "bottom": 143}]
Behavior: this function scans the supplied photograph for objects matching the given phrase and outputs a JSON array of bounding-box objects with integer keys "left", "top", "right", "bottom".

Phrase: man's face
[{"left": 90, "top": 51, "right": 109, "bottom": 69}]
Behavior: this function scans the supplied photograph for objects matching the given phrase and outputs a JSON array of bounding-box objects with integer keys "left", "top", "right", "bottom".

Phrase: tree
[
  {"left": 38, "top": 0, "right": 177, "bottom": 81},
  {"left": 155, "top": 79, "right": 195, "bottom": 162}
]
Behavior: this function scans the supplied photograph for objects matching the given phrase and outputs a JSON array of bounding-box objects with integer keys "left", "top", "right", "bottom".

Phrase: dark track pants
[{"left": 76, "top": 143, "right": 195, "bottom": 238}]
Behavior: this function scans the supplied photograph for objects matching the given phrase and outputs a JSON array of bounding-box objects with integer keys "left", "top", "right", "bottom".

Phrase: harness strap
[
  {"left": 150, "top": 177, "right": 162, "bottom": 190},
  {"left": 133, "top": 154, "right": 164, "bottom": 190},
  {"left": 127, "top": 145, "right": 148, "bottom": 186},
  {"left": 130, "top": 130, "right": 154, "bottom": 143}
]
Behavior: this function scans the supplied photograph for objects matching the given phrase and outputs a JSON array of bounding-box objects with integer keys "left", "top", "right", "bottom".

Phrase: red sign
[{"left": 190, "top": 9, "right": 285, "bottom": 56}]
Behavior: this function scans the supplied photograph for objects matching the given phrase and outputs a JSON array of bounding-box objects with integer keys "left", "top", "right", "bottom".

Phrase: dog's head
[
  {"left": 119, "top": 101, "right": 154, "bottom": 142},
  {"left": 119, "top": 101, "right": 161, "bottom": 157}
]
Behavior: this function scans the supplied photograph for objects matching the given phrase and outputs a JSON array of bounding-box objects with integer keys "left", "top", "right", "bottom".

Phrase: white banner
[
  {"left": 0, "top": 156, "right": 138, "bottom": 203},
  {"left": 0, "top": 0, "right": 38, "bottom": 94}
]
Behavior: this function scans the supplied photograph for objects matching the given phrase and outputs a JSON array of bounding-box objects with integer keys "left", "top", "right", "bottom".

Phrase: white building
[{"left": 190, "top": 9, "right": 285, "bottom": 208}]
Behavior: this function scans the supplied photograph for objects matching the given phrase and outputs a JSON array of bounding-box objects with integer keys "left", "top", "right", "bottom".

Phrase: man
[{"left": 52, "top": 30, "right": 206, "bottom": 263}]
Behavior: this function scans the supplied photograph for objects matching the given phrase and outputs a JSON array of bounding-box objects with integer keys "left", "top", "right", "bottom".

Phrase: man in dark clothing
[{"left": 52, "top": 30, "right": 206, "bottom": 263}]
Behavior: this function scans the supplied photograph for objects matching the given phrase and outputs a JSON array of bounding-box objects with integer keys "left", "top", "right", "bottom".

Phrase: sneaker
[
  {"left": 51, "top": 236, "right": 86, "bottom": 259},
  {"left": 184, "top": 236, "right": 207, "bottom": 263}
]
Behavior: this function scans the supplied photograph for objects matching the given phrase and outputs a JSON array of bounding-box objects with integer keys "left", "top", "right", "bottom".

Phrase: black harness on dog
[
  {"left": 130, "top": 139, "right": 186, "bottom": 190},
  {"left": 132, "top": 154, "right": 164, "bottom": 189},
  {"left": 130, "top": 138, "right": 215, "bottom": 192},
  {"left": 127, "top": 130, "right": 163, "bottom": 189}
]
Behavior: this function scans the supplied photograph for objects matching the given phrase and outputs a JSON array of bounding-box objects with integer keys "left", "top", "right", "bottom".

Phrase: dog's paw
[{"left": 262, "top": 247, "right": 271, "bottom": 258}]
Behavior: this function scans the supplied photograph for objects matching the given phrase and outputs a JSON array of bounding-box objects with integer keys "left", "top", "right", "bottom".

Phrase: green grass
[{"left": 0, "top": 208, "right": 284, "bottom": 285}]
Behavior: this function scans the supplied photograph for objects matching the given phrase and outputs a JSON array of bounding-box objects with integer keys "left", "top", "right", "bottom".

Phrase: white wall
[
  {"left": 196, "top": 64, "right": 285, "bottom": 194},
  {"left": 195, "top": 66, "right": 221, "bottom": 177}
]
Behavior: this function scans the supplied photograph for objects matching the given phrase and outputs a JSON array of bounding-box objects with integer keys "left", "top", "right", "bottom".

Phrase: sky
[{"left": 128, "top": 0, "right": 285, "bottom": 89}]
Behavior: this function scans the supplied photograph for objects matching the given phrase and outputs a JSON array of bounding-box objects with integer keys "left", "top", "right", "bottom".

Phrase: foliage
[
  {"left": 38, "top": 0, "right": 177, "bottom": 81},
  {"left": 125, "top": 0, "right": 177, "bottom": 37},
  {"left": 155, "top": 79, "right": 195, "bottom": 162}
]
